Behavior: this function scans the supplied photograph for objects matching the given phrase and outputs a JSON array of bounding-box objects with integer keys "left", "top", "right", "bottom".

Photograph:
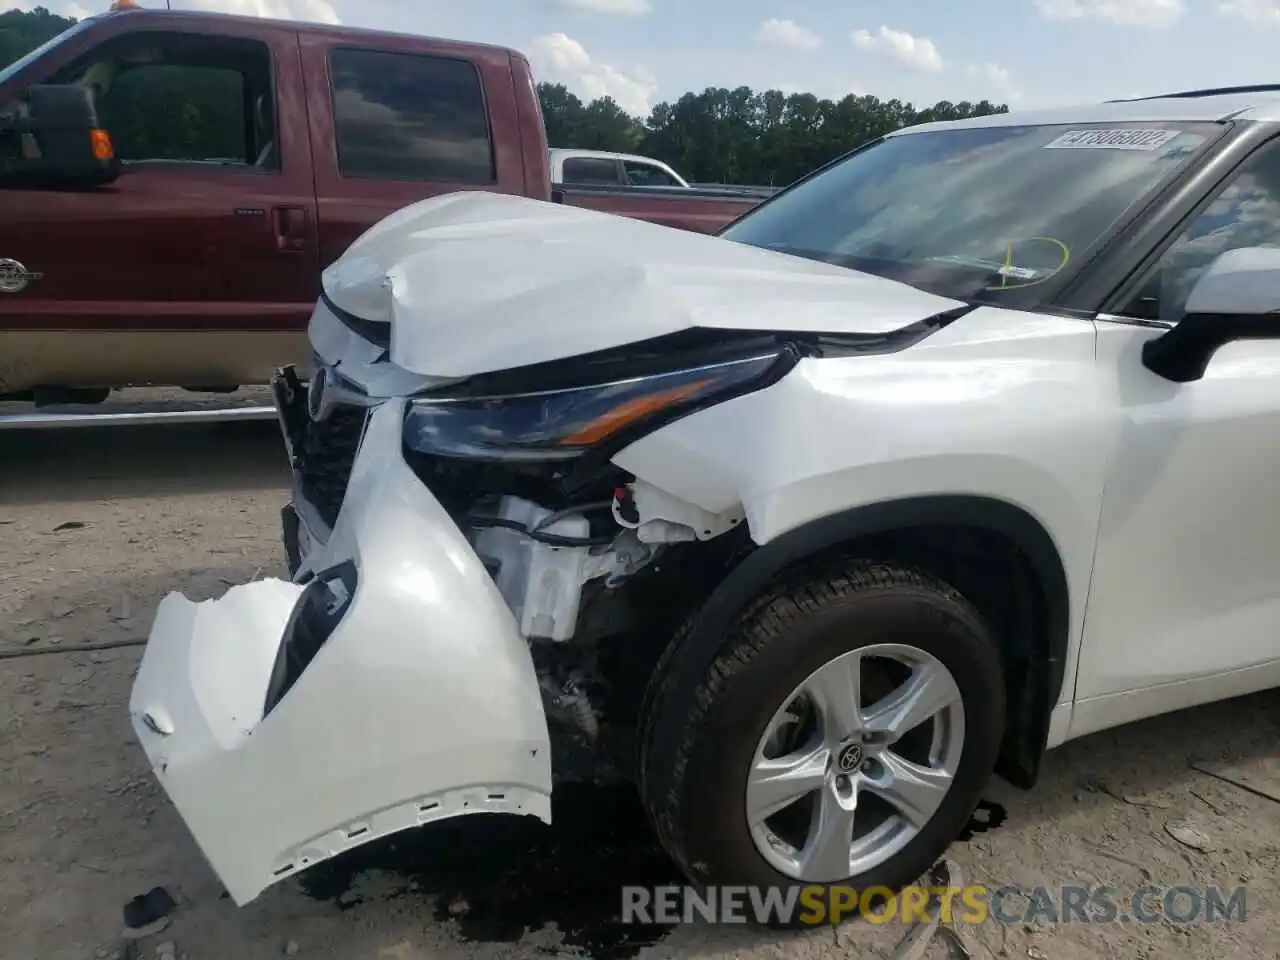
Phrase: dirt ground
[{"left": 2, "top": 399, "right": 1279, "bottom": 959}]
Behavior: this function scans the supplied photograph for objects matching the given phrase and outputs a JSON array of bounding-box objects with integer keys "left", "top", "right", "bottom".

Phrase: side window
[
  {"left": 328, "top": 47, "right": 494, "bottom": 184},
  {"left": 562, "top": 157, "right": 621, "bottom": 185},
  {"left": 52, "top": 32, "right": 277, "bottom": 168},
  {"left": 1119, "top": 141, "right": 1280, "bottom": 322},
  {"left": 624, "top": 160, "right": 678, "bottom": 187}
]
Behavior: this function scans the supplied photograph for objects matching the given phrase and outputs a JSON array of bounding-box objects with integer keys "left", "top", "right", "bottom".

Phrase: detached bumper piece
[{"left": 129, "top": 400, "right": 553, "bottom": 905}]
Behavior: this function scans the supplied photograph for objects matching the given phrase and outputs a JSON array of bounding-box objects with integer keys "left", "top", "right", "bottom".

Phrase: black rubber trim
[
  {"left": 421, "top": 313, "right": 967, "bottom": 401},
  {"left": 668, "top": 495, "right": 1070, "bottom": 781},
  {"left": 555, "top": 312, "right": 972, "bottom": 488},
  {"left": 418, "top": 328, "right": 787, "bottom": 399},
  {"left": 320, "top": 290, "right": 390, "bottom": 350},
  {"left": 281, "top": 503, "right": 302, "bottom": 578},
  {"left": 795, "top": 305, "right": 975, "bottom": 357},
  {"left": 1117, "top": 84, "right": 1280, "bottom": 102},
  {"left": 404, "top": 314, "right": 970, "bottom": 491},
  {"left": 262, "top": 560, "right": 358, "bottom": 718}
]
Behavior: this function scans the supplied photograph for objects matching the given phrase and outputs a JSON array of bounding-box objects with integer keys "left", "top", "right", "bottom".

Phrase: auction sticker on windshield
[{"left": 1044, "top": 129, "right": 1181, "bottom": 150}]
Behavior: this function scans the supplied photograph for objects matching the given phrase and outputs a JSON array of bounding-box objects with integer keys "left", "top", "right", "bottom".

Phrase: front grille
[{"left": 296, "top": 405, "right": 368, "bottom": 529}]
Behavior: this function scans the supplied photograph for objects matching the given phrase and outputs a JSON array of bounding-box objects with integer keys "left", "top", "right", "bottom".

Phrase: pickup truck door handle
[{"left": 272, "top": 205, "right": 310, "bottom": 253}]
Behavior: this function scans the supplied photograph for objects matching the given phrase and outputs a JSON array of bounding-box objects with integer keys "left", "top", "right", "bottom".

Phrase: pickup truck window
[
  {"left": 723, "top": 122, "right": 1218, "bottom": 310},
  {"left": 563, "top": 157, "right": 620, "bottom": 185},
  {"left": 48, "top": 31, "right": 277, "bottom": 169},
  {"left": 328, "top": 47, "right": 494, "bottom": 184},
  {"left": 624, "top": 160, "right": 679, "bottom": 187},
  {"left": 1119, "top": 138, "right": 1280, "bottom": 323}
]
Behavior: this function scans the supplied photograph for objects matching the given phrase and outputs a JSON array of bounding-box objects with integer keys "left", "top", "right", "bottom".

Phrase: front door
[
  {"left": 1073, "top": 135, "right": 1280, "bottom": 733},
  {"left": 0, "top": 18, "right": 318, "bottom": 394}
]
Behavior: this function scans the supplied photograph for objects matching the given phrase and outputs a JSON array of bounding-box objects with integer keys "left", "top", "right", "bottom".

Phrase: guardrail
[{"left": 0, "top": 405, "right": 277, "bottom": 430}]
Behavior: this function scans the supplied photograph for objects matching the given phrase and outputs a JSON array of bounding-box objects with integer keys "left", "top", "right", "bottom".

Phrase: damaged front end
[
  {"left": 129, "top": 399, "right": 554, "bottom": 906},
  {"left": 129, "top": 327, "right": 790, "bottom": 906}
]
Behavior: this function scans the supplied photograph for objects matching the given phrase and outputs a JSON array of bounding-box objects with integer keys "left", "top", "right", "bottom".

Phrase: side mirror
[
  {"left": 0, "top": 84, "right": 120, "bottom": 189},
  {"left": 1141, "top": 246, "right": 1280, "bottom": 382}
]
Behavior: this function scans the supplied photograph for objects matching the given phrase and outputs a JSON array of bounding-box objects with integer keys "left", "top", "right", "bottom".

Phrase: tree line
[
  {"left": 539, "top": 83, "right": 1007, "bottom": 187},
  {"left": 3, "top": 6, "right": 1009, "bottom": 186}
]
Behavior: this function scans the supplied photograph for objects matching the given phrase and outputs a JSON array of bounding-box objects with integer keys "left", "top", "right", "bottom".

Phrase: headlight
[{"left": 403, "top": 351, "right": 786, "bottom": 462}]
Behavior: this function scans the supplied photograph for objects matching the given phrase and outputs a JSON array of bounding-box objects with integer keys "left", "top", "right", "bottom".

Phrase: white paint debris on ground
[{"left": 0, "top": 399, "right": 1278, "bottom": 959}]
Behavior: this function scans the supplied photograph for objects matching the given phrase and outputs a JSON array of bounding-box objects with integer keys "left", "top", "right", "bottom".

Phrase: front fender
[
  {"left": 612, "top": 310, "right": 1111, "bottom": 761},
  {"left": 130, "top": 401, "right": 552, "bottom": 905}
]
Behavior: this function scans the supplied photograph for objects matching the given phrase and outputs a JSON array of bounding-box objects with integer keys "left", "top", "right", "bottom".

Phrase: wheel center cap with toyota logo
[{"left": 836, "top": 742, "right": 864, "bottom": 773}]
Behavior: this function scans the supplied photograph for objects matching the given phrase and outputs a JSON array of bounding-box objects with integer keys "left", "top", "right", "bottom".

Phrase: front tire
[{"left": 637, "top": 561, "right": 1005, "bottom": 922}]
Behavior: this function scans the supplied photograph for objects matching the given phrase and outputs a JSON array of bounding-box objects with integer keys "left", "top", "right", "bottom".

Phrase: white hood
[{"left": 321, "top": 191, "right": 966, "bottom": 379}]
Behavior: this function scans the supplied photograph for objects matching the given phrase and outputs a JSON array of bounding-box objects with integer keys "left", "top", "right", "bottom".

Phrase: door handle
[{"left": 273, "top": 205, "right": 310, "bottom": 253}]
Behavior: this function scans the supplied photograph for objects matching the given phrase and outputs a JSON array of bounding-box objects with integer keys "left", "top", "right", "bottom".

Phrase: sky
[{"left": 17, "top": 0, "right": 1280, "bottom": 118}]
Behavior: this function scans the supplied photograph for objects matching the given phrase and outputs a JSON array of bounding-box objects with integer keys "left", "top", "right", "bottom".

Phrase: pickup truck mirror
[
  {"left": 1141, "top": 246, "right": 1280, "bottom": 382},
  {"left": 0, "top": 84, "right": 120, "bottom": 190}
]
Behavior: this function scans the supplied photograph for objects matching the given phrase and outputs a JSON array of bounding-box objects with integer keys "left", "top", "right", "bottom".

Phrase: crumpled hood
[{"left": 321, "top": 191, "right": 966, "bottom": 379}]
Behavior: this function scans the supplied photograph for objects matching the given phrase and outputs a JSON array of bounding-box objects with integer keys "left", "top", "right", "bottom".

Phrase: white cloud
[
  {"left": 529, "top": 32, "right": 656, "bottom": 116},
  {"left": 1034, "top": 0, "right": 1184, "bottom": 27},
  {"left": 15, "top": 0, "right": 342, "bottom": 26},
  {"left": 553, "top": 0, "right": 651, "bottom": 15},
  {"left": 852, "top": 25, "right": 944, "bottom": 73},
  {"left": 966, "top": 61, "right": 1013, "bottom": 88},
  {"left": 1217, "top": 0, "right": 1280, "bottom": 25},
  {"left": 771, "top": 79, "right": 865, "bottom": 99},
  {"left": 169, "top": 0, "right": 340, "bottom": 23},
  {"left": 967, "top": 62, "right": 1011, "bottom": 84},
  {"left": 756, "top": 18, "right": 822, "bottom": 51},
  {"left": 965, "top": 62, "right": 1020, "bottom": 103}
]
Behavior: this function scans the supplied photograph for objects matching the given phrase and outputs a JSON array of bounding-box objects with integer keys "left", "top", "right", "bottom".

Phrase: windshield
[
  {"left": 0, "top": 17, "right": 97, "bottom": 88},
  {"left": 721, "top": 121, "right": 1219, "bottom": 307}
]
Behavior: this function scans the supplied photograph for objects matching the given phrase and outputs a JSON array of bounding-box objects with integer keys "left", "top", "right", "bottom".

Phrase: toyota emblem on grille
[{"left": 0, "top": 258, "right": 42, "bottom": 294}]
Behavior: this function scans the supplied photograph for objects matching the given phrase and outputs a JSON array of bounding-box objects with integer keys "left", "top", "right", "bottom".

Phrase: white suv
[{"left": 131, "top": 88, "right": 1280, "bottom": 912}]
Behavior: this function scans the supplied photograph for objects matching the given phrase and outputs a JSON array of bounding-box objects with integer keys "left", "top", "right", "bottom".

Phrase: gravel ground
[
  {"left": 0, "top": 386, "right": 276, "bottom": 419},
  {"left": 1, "top": 405, "right": 1278, "bottom": 959}
]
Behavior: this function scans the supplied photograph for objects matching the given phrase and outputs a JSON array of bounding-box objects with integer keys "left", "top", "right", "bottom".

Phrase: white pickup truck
[
  {"left": 548, "top": 147, "right": 692, "bottom": 188},
  {"left": 548, "top": 148, "right": 778, "bottom": 200},
  {"left": 131, "top": 84, "right": 1280, "bottom": 921}
]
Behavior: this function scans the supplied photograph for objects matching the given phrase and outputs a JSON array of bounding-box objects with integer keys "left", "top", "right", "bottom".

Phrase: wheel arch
[{"left": 679, "top": 494, "right": 1070, "bottom": 789}]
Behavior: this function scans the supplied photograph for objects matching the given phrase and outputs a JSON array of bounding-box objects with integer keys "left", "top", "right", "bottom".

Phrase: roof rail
[{"left": 1110, "top": 83, "right": 1280, "bottom": 102}]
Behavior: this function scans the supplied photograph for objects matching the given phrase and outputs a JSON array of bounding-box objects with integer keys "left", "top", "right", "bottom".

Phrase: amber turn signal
[
  {"left": 90, "top": 129, "right": 115, "bottom": 161},
  {"left": 558, "top": 379, "right": 714, "bottom": 446}
]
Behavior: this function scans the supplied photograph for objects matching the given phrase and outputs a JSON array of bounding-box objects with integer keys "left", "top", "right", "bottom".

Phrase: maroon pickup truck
[{"left": 0, "top": 7, "right": 763, "bottom": 404}]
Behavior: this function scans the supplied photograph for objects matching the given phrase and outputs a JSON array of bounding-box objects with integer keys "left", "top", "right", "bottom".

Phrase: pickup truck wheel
[{"left": 637, "top": 561, "right": 1005, "bottom": 924}]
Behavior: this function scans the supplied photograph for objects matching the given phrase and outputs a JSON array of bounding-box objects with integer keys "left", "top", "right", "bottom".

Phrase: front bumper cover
[{"left": 129, "top": 399, "right": 553, "bottom": 905}]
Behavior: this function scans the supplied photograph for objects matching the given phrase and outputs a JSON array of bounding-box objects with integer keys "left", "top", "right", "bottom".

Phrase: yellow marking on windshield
[{"left": 983, "top": 236, "right": 1071, "bottom": 292}]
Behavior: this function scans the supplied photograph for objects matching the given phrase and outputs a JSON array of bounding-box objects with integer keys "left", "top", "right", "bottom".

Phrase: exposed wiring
[
  {"left": 467, "top": 515, "right": 617, "bottom": 547},
  {"left": 532, "top": 500, "right": 616, "bottom": 532},
  {"left": 0, "top": 637, "right": 147, "bottom": 661}
]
